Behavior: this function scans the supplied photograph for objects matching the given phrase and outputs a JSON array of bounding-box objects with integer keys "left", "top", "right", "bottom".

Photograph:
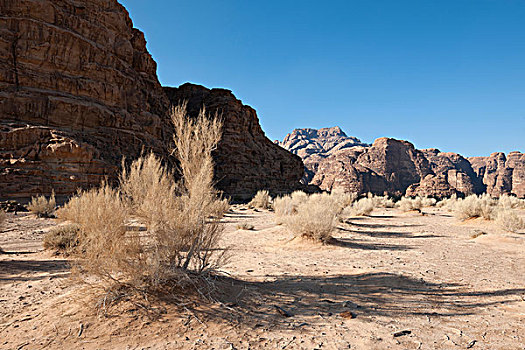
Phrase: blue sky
[{"left": 120, "top": 0, "right": 524, "bottom": 157}]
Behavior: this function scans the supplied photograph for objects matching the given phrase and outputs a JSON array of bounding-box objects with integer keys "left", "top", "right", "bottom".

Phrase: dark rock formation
[
  {"left": 279, "top": 127, "right": 368, "bottom": 183},
  {"left": 164, "top": 84, "right": 304, "bottom": 200},
  {"left": 0, "top": 0, "right": 172, "bottom": 200},
  {"left": 0, "top": 0, "right": 304, "bottom": 201}
]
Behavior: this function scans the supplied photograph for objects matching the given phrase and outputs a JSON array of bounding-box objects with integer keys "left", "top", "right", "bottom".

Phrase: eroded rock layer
[{"left": 0, "top": 0, "right": 172, "bottom": 200}]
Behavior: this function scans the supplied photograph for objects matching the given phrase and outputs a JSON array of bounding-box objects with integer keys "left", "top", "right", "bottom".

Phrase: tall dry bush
[
  {"left": 28, "top": 191, "right": 56, "bottom": 217},
  {"left": 495, "top": 209, "right": 525, "bottom": 233},
  {"left": 58, "top": 104, "right": 227, "bottom": 299},
  {"left": 249, "top": 190, "right": 272, "bottom": 209},
  {"left": 284, "top": 193, "right": 339, "bottom": 243}
]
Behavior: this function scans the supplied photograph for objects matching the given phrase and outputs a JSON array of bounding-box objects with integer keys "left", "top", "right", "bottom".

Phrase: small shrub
[
  {"left": 43, "top": 224, "right": 81, "bottom": 252},
  {"left": 274, "top": 195, "right": 294, "bottom": 224},
  {"left": 236, "top": 223, "right": 254, "bottom": 230},
  {"left": 331, "top": 189, "right": 357, "bottom": 210},
  {"left": 396, "top": 197, "right": 423, "bottom": 212},
  {"left": 498, "top": 194, "right": 525, "bottom": 210},
  {"left": 0, "top": 210, "right": 5, "bottom": 226},
  {"left": 495, "top": 209, "right": 525, "bottom": 233},
  {"left": 249, "top": 190, "right": 272, "bottom": 209},
  {"left": 421, "top": 197, "right": 437, "bottom": 207},
  {"left": 454, "top": 194, "right": 496, "bottom": 220},
  {"left": 283, "top": 193, "right": 339, "bottom": 243},
  {"left": 343, "top": 197, "right": 375, "bottom": 217},
  {"left": 28, "top": 191, "right": 56, "bottom": 217},
  {"left": 436, "top": 194, "right": 458, "bottom": 211},
  {"left": 374, "top": 196, "right": 395, "bottom": 208}
]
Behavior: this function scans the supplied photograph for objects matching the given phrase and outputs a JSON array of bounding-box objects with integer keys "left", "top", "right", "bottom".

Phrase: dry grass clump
[
  {"left": 58, "top": 104, "right": 227, "bottom": 303},
  {"left": 249, "top": 190, "right": 272, "bottom": 209},
  {"left": 236, "top": 223, "right": 254, "bottom": 230},
  {"left": 436, "top": 194, "right": 458, "bottom": 211},
  {"left": 28, "top": 191, "right": 56, "bottom": 217},
  {"left": 454, "top": 194, "right": 496, "bottom": 220},
  {"left": 331, "top": 188, "right": 357, "bottom": 209},
  {"left": 495, "top": 209, "right": 525, "bottom": 233},
  {"left": 343, "top": 197, "right": 375, "bottom": 217},
  {"left": 283, "top": 193, "right": 340, "bottom": 243},
  {"left": 396, "top": 197, "right": 423, "bottom": 212},
  {"left": 373, "top": 195, "right": 395, "bottom": 208},
  {"left": 43, "top": 224, "right": 82, "bottom": 252}
]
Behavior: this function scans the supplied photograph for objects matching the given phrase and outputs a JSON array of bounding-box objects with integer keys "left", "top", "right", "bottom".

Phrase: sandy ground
[{"left": 1, "top": 207, "right": 524, "bottom": 349}]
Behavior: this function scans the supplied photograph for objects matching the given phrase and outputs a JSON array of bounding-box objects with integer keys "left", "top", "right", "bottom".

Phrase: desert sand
[{"left": 1, "top": 207, "right": 524, "bottom": 349}]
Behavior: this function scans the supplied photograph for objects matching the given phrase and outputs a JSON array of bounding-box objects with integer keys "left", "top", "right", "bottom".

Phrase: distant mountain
[
  {"left": 279, "top": 127, "right": 369, "bottom": 183},
  {"left": 279, "top": 127, "right": 524, "bottom": 198}
]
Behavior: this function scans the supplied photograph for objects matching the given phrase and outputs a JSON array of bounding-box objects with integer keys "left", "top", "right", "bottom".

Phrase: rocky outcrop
[
  {"left": 0, "top": 0, "right": 304, "bottom": 201},
  {"left": 469, "top": 152, "right": 525, "bottom": 198},
  {"left": 0, "top": 0, "right": 172, "bottom": 200},
  {"left": 311, "top": 138, "right": 433, "bottom": 196},
  {"left": 165, "top": 84, "right": 304, "bottom": 200},
  {"left": 284, "top": 127, "right": 521, "bottom": 198},
  {"left": 406, "top": 149, "right": 485, "bottom": 197},
  {"left": 280, "top": 127, "right": 368, "bottom": 183}
]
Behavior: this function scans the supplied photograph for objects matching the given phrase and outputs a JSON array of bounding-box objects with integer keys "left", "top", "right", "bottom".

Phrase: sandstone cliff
[
  {"left": 0, "top": 0, "right": 172, "bottom": 200},
  {"left": 469, "top": 152, "right": 525, "bottom": 198},
  {"left": 0, "top": 0, "right": 304, "bottom": 201}
]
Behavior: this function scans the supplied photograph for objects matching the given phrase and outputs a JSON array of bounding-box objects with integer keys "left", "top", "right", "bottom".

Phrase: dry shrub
[
  {"left": 283, "top": 193, "right": 340, "bottom": 243},
  {"left": 331, "top": 188, "right": 357, "bottom": 209},
  {"left": 58, "top": 104, "right": 226, "bottom": 301},
  {"left": 249, "top": 190, "right": 272, "bottom": 209},
  {"left": 436, "top": 194, "right": 458, "bottom": 210},
  {"left": 498, "top": 194, "right": 525, "bottom": 210},
  {"left": 343, "top": 197, "right": 375, "bottom": 217},
  {"left": 421, "top": 197, "right": 437, "bottom": 207},
  {"left": 28, "top": 191, "right": 56, "bottom": 217},
  {"left": 274, "top": 190, "right": 310, "bottom": 224},
  {"left": 454, "top": 194, "right": 496, "bottom": 220},
  {"left": 396, "top": 197, "right": 423, "bottom": 212},
  {"left": 43, "top": 224, "right": 81, "bottom": 252},
  {"left": 236, "top": 223, "right": 254, "bottom": 230},
  {"left": 373, "top": 195, "right": 395, "bottom": 208},
  {"left": 495, "top": 209, "right": 525, "bottom": 233}
]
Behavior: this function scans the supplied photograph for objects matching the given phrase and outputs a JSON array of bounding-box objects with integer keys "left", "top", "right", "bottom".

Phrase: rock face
[
  {"left": 280, "top": 127, "right": 368, "bottom": 183},
  {"left": 469, "top": 152, "right": 525, "bottom": 198},
  {"left": 282, "top": 127, "right": 523, "bottom": 198},
  {"left": 165, "top": 84, "right": 304, "bottom": 200},
  {"left": 311, "top": 137, "right": 434, "bottom": 196},
  {"left": 0, "top": 0, "right": 172, "bottom": 200},
  {"left": 0, "top": 0, "right": 304, "bottom": 201}
]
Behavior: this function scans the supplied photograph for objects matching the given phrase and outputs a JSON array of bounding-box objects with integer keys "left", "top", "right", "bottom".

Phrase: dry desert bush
[
  {"left": 495, "top": 209, "right": 525, "bottom": 233},
  {"left": 28, "top": 191, "right": 56, "bottom": 217},
  {"left": 498, "top": 194, "right": 525, "bottom": 210},
  {"left": 273, "top": 190, "right": 309, "bottom": 224},
  {"left": 249, "top": 190, "right": 272, "bottom": 209},
  {"left": 396, "top": 196, "right": 423, "bottom": 212},
  {"left": 58, "top": 104, "right": 227, "bottom": 302},
  {"left": 343, "top": 197, "right": 375, "bottom": 217},
  {"left": 453, "top": 194, "right": 496, "bottom": 220},
  {"left": 43, "top": 224, "right": 81, "bottom": 252},
  {"left": 283, "top": 192, "right": 340, "bottom": 243}
]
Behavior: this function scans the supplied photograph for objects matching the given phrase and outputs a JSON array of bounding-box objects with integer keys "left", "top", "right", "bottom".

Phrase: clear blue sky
[{"left": 120, "top": 0, "right": 524, "bottom": 157}]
